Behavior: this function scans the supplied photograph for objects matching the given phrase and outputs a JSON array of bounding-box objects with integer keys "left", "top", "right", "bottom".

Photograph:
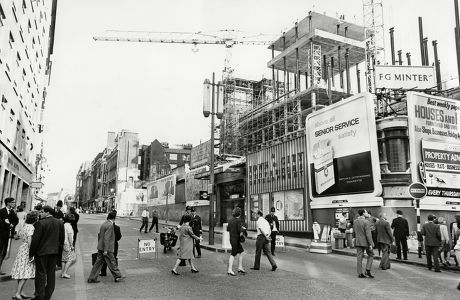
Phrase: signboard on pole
[
  {"left": 375, "top": 65, "right": 436, "bottom": 90},
  {"left": 138, "top": 239, "right": 156, "bottom": 254},
  {"left": 306, "top": 93, "right": 382, "bottom": 208},
  {"left": 408, "top": 182, "right": 427, "bottom": 199},
  {"left": 407, "top": 92, "right": 460, "bottom": 210}
]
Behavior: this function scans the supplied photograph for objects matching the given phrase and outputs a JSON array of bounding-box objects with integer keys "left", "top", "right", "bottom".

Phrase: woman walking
[
  {"left": 437, "top": 217, "right": 451, "bottom": 266},
  {"left": 227, "top": 207, "right": 247, "bottom": 276},
  {"left": 171, "top": 215, "right": 201, "bottom": 275},
  {"left": 61, "top": 214, "right": 77, "bottom": 279},
  {"left": 10, "top": 211, "right": 38, "bottom": 300}
]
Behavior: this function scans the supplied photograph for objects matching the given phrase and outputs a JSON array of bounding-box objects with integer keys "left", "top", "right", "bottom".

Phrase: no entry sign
[{"left": 408, "top": 182, "right": 427, "bottom": 199}]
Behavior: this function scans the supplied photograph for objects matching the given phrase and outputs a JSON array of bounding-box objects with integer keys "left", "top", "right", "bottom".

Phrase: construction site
[{"left": 221, "top": 11, "right": 368, "bottom": 155}]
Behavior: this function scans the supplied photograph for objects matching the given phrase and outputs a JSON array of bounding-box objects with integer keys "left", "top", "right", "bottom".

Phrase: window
[{"left": 169, "top": 153, "right": 177, "bottom": 160}]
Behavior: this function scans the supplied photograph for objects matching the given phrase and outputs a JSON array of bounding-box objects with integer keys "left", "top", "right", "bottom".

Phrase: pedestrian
[
  {"left": 452, "top": 217, "right": 460, "bottom": 290},
  {"left": 353, "top": 209, "right": 374, "bottom": 278},
  {"left": 375, "top": 213, "right": 393, "bottom": 270},
  {"left": 366, "top": 210, "right": 378, "bottom": 255},
  {"left": 265, "top": 207, "right": 280, "bottom": 256},
  {"left": 29, "top": 205, "right": 65, "bottom": 300},
  {"left": 227, "top": 207, "right": 247, "bottom": 276},
  {"left": 53, "top": 200, "right": 64, "bottom": 220},
  {"left": 189, "top": 207, "right": 202, "bottom": 258},
  {"left": 451, "top": 215, "right": 460, "bottom": 267},
  {"left": 391, "top": 210, "right": 409, "bottom": 260},
  {"left": 0, "top": 197, "right": 19, "bottom": 275},
  {"left": 100, "top": 214, "right": 121, "bottom": 277},
  {"left": 69, "top": 207, "right": 79, "bottom": 247},
  {"left": 171, "top": 214, "right": 201, "bottom": 275},
  {"left": 87, "top": 211, "right": 125, "bottom": 283},
  {"left": 139, "top": 208, "right": 149, "bottom": 233},
  {"left": 61, "top": 214, "right": 77, "bottom": 279},
  {"left": 250, "top": 210, "right": 277, "bottom": 271},
  {"left": 421, "top": 214, "right": 442, "bottom": 272},
  {"left": 436, "top": 217, "right": 450, "bottom": 266},
  {"left": 15, "top": 206, "right": 26, "bottom": 240},
  {"left": 338, "top": 212, "right": 347, "bottom": 234},
  {"left": 148, "top": 210, "right": 159, "bottom": 233},
  {"left": 10, "top": 211, "right": 38, "bottom": 300},
  {"left": 179, "top": 206, "right": 192, "bottom": 225}
]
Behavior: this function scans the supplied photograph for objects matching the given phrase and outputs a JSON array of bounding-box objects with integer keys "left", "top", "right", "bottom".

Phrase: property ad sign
[
  {"left": 407, "top": 92, "right": 460, "bottom": 210},
  {"left": 146, "top": 174, "right": 176, "bottom": 206},
  {"left": 306, "top": 93, "right": 382, "bottom": 208},
  {"left": 190, "top": 141, "right": 211, "bottom": 168},
  {"left": 375, "top": 65, "right": 435, "bottom": 90}
]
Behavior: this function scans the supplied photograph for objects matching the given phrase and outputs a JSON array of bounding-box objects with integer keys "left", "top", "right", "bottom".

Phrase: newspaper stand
[
  {"left": 137, "top": 234, "right": 159, "bottom": 260},
  {"left": 275, "top": 235, "right": 287, "bottom": 252}
]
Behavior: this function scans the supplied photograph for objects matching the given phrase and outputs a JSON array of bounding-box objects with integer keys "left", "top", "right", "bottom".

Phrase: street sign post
[{"left": 408, "top": 182, "right": 427, "bottom": 231}]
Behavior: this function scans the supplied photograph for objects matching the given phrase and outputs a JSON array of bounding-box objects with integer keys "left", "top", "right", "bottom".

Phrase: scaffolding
[{"left": 236, "top": 11, "right": 367, "bottom": 154}]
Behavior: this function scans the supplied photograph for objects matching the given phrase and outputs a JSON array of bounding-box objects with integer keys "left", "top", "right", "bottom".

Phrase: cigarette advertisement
[
  {"left": 407, "top": 92, "right": 460, "bottom": 209},
  {"left": 306, "top": 93, "right": 382, "bottom": 208}
]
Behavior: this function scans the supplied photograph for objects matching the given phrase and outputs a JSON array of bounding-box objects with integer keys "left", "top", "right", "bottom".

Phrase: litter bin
[
  {"left": 222, "top": 223, "right": 231, "bottom": 249},
  {"left": 333, "top": 233, "right": 345, "bottom": 249},
  {"left": 346, "top": 230, "right": 353, "bottom": 248}
]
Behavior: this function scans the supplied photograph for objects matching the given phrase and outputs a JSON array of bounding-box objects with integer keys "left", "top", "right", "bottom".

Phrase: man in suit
[
  {"left": 149, "top": 210, "right": 159, "bottom": 233},
  {"left": 421, "top": 214, "right": 442, "bottom": 272},
  {"left": 391, "top": 210, "right": 409, "bottom": 260},
  {"left": 189, "top": 207, "right": 202, "bottom": 258},
  {"left": 87, "top": 211, "right": 125, "bottom": 283},
  {"left": 376, "top": 213, "right": 394, "bottom": 270},
  {"left": 250, "top": 210, "right": 277, "bottom": 271},
  {"left": 265, "top": 207, "right": 280, "bottom": 256},
  {"left": 0, "top": 197, "right": 19, "bottom": 275},
  {"left": 100, "top": 211, "right": 122, "bottom": 277},
  {"left": 353, "top": 209, "right": 375, "bottom": 278},
  {"left": 29, "top": 205, "right": 64, "bottom": 300}
]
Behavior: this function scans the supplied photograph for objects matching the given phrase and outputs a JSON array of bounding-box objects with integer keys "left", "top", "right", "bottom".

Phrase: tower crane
[{"left": 93, "top": 29, "right": 276, "bottom": 81}]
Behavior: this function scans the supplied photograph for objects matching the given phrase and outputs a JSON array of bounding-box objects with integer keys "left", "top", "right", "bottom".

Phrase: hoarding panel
[
  {"left": 145, "top": 174, "right": 176, "bottom": 206},
  {"left": 306, "top": 93, "right": 382, "bottom": 208},
  {"left": 407, "top": 92, "right": 460, "bottom": 210},
  {"left": 375, "top": 65, "right": 436, "bottom": 90}
]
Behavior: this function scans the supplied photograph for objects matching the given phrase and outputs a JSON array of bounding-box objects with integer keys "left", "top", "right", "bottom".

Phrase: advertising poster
[
  {"left": 185, "top": 166, "right": 210, "bottom": 206},
  {"left": 146, "top": 174, "right": 176, "bottom": 206},
  {"left": 407, "top": 92, "right": 460, "bottom": 209},
  {"left": 261, "top": 193, "right": 270, "bottom": 216},
  {"left": 284, "top": 190, "right": 304, "bottom": 220},
  {"left": 375, "top": 65, "right": 435, "bottom": 90},
  {"left": 306, "top": 93, "right": 382, "bottom": 208}
]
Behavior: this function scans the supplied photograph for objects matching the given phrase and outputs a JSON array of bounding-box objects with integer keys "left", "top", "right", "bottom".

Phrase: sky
[{"left": 42, "top": 0, "right": 458, "bottom": 193}]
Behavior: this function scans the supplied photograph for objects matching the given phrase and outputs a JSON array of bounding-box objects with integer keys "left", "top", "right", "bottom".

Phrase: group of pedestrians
[
  {"left": 139, "top": 208, "right": 159, "bottom": 233},
  {"left": 0, "top": 197, "right": 80, "bottom": 300}
]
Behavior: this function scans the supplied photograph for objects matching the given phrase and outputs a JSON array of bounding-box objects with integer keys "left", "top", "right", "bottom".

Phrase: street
[{"left": 2, "top": 214, "right": 459, "bottom": 300}]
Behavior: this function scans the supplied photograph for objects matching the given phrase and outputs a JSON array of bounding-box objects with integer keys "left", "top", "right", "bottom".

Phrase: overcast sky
[{"left": 42, "top": 0, "right": 458, "bottom": 193}]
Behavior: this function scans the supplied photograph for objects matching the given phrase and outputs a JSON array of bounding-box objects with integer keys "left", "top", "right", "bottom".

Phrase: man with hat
[
  {"left": 421, "top": 214, "right": 442, "bottom": 272},
  {"left": 179, "top": 206, "right": 192, "bottom": 226},
  {"left": 265, "top": 207, "right": 280, "bottom": 256},
  {"left": 189, "top": 207, "right": 202, "bottom": 258}
]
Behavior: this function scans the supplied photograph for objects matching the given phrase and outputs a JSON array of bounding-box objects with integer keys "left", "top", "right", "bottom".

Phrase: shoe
[
  {"left": 12, "top": 296, "right": 23, "bottom": 300},
  {"left": 457, "top": 283, "right": 460, "bottom": 290},
  {"left": 434, "top": 269, "right": 441, "bottom": 273},
  {"left": 272, "top": 253, "right": 276, "bottom": 256},
  {"left": 227, "top": 271, "right": 236, "bottom": 276},
  {"left": 171, "top": 270, "right": 179, "bottom": 276},
  {"left": 191, "top": 269, "right": 199, "bottom": 273},
  {"left": 20, "top": 295, "right": 31, "bottom": 300},
  {"left": 237, "top": 269, "right": 246, "bottom": 274},
  {"left": 144, "top": 232, "right": 148, "bottom": 233},
  {"left": 250, "top": 267, "right": 259, "bottom": 270},
  {"left": 196, "top": 255, "right": 201, "bottom": 258},
  {"left": 428, "top": 267, "right": 432, "bottom": 271},
  {"left": 396, "top": 257, "right": 401, "bottom": 260},
  {"left": 87, "top": 279, "right": 100, "bottom": 283},
  {"left": 379, "top": 267, "right": 387, "bottom": 270},
  {"left": 358, "top": 274, "right": 366, "bottom": 278},
  {"left": 271, "top": 265, "right": 277, "bottom": 271},
  {"left": 365, "top": 270, "right": 374, "bottom": 278},
  {"left": 403, "top": 258, "right": 408, "bottom": 261},
  {"left": 0, "top": 271, "right": 6, "bottom": 275},
  {"left": 114, "top": 276, "right": 125, "bottom": 282},
  {"left": 99, "top": 273, "right": 107, "bottom": 277},
  {"left": 61, "top": 274, "right": 71, "bottom": 279},
  {"left": 446, "top": 261, "right": 451, "bottom": 266}
]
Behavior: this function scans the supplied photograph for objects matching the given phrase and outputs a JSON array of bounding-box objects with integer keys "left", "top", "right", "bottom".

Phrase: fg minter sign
[{"left": 375, "top": 65, "right": 436, "bottom": 90}]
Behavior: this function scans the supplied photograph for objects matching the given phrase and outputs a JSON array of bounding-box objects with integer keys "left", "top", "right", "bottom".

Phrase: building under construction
[{"left": 237, "top": 11, "right": 367, "bottom": 154}]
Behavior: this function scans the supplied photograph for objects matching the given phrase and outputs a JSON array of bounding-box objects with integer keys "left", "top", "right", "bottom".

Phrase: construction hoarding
[
  {"left": 146, "top": 174, "right": 176, "bottom": 206},
  {"left": 306, "top": 93, "right": 382, "bottom": 208},
  {"left": 407, "top": 92, "right": 460, "bottom": 210}
]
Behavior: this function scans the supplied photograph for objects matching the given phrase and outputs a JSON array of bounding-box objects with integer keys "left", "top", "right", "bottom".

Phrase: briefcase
[{"left": 92, "top": 252, "right": 98, "bottom": 266}]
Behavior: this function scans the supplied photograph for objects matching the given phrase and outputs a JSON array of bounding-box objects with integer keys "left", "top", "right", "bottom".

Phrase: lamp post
[
  {"left": 203, "top": 72, "right": 224, "bottom": 245},
  {"left": 110, "top": 188, "right": 115, "bottom": 211}
]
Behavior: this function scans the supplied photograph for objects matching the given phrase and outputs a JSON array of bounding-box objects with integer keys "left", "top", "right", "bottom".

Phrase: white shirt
[
  {"left": 256, "top": 216, "right": 271, "bottom": 237},
  {"left": 141, "top": 210, "right": 148, "bottom": 218}
]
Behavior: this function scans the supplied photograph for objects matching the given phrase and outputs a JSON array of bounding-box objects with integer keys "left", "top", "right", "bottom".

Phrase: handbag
[
  {"left": 239, "top": 234, "right": 245, "bottom": 243},
  {"left": 390, "top": 243, "right": 397, "bottom": 254}
]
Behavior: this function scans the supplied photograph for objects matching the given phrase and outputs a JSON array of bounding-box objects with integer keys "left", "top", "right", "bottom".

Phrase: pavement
[{"left": 1, "top": 214, "right": 459, "bottom": 299}]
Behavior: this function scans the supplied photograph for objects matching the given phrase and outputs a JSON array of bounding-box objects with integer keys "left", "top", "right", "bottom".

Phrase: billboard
[
  {"left": 407, "top": 92, "right": 460, "bottom": 209},
  {"left": 190, "top": 141, "right": 211, "bottom": 168},
  {"left": 306, "top": 93, "right": 382, "bottom": 208},
  {"left": 375, "top": 65, "right": 436, "bottom": 90},
  {"left": 145, "top": 174, "right": 176, "bottom": 206},
  {"left": 185, "top": 166, "right": 210, "bottom": 206}
]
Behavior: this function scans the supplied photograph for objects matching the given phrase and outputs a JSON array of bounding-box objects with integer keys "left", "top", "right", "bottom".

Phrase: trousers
[
  {"left": 379, "top": 243, "right": 390, "bottom": 269},
  {"left": 88, "top": 250, "right": 122, "bottom": 280},
  {"left": 253, "top": 235, "right": 276, "bottom": 269},
  {"left": 356, "top": 246, "right": 374, "bottom": 274},
  {"left": 270, "top": 231, "right": 277, "bottom": 255},
  {"left": 34, "top": 254, "right": 59, "bottom": 300},
  {"left": 425, "top": 245, "right": 440, "bottom": 271},
  {"left": 139, "top": 217, "right": 149, "bottom": 232},
  {"left": 395, "top": 236, "right": 408, "bottom": 259},
  {"left": 149, "top": 216, "right": 159, "bottom": 233}
]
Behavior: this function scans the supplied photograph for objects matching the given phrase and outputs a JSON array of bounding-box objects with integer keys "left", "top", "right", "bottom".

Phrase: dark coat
[
  {"left": 71, "top": 212, "right": 79, "bottom": 234},
  {"left": 391, "top": 216, "right": 409, "bottom": 239},
  {"left": 265, "top": 214, "right": 280, "bottom": 232},
  {"left": 97, "top": 220, "right": 115, "bottom": 252},
  {"left": 29, "top": 215, "right": 64, "bottom": 258},
  {"left": 421, "top": 222, "right": 442, "bottom": 247},
  {"left": 376, "top": 219, "right": 394, "bottom": 245},
  {"left": 189, "top": 214, "right": 202, "bottom": 236},
  {"left": 114, "top": 223, "right": 122, "bottom": 256},
  {"left": 0, "top": 207, "right": 19, "bottom": 241}
]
